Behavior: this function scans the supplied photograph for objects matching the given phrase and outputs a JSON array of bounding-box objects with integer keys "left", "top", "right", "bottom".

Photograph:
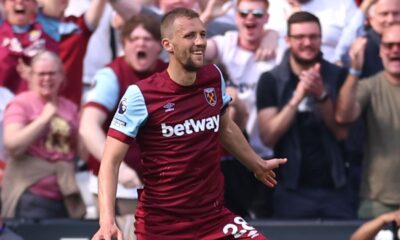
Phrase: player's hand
[
  {"left": 92, "top": 222, "right": 122, "bottom": 240},
  {"left": 118, "top": 162, "right": 142, "bottom": 188},
  {"left": 254, "top": 158, "right": 287, "bottom": 188}
]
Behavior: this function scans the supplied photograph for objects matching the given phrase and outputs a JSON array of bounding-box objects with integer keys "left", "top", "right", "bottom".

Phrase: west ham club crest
[{"left": 204, "top": 88, "right": 217, "bottom": 107}]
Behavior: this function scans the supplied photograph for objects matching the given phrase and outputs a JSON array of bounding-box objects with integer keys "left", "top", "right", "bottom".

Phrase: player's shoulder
[{"left": 197, "top": 64, "right": 222, "bottom": 83}]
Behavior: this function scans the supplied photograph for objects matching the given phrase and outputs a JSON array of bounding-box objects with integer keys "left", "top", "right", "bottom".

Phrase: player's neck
[{"left": 167, "top": 62, "right": 197, "bottom": 86}]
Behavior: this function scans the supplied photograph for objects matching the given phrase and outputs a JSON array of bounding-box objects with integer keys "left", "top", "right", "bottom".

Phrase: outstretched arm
[
  {"left": 219, "top": 112, "right": 287, "bottom": 187},
  {"left": 92, "top": 136, "right": 129, "bottom": 240}
]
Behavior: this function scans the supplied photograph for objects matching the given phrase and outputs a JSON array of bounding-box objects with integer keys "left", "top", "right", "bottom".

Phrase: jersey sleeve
[
  {"left": 84, "top": 67, "right": 120, "bottom": 112},
  {"left": 108, "top": 85, "right": 148, "bottom": 142},
  {"left": 214, "top": 64, "right": 232, "bottom": 110}
]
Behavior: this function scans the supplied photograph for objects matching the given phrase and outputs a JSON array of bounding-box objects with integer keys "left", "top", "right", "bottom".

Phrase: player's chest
[{"left": 145, "top": 86, "right": 222, "bottom": 128}]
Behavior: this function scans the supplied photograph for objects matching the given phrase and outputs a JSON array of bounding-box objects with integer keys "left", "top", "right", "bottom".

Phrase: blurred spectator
[
  {"left": 334, "top": 0, "right": 377, "bottom": 66},
  {"left": 336, "top": 24, "right": 400, "bottom": 219},
  {"left": 205, "top": 0, "right": 278, "bottom": 218},
  {"left": 0, "top": 87, "right": 14, "bottom": 187},
  {"left": 351, "top": 209, "right": 400, "bottom": 240},
  {"left": 217, "top": 63, "right": 255, "bottom": 218},
  {"left": 257, "top": 12, "right": 355, "bottom": 219},
  {"left": 79, "top": 14, "right": 166, "bottom": 239},
  {"left": 65, "top": 1, "right": 125, "bottom": 102},
  {"left": 0, "top": 0, "right": 58, "bottom": 94},
  {"left": 1, "top": 51, "right": 85, "bottom": 219},
  {"left": 109, "top": 0, "right": 237, "bottom": 37},
  {"left": 36, "top": 0, "right": 108, "bottom": 106},
  {"left": 266, "top": 0, "right": 359, "bottom": 63},
  {"left": 358, "top": 0, "right": 400, "bottom": 78}
]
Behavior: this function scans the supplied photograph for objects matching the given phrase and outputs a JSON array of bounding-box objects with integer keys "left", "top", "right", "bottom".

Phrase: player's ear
[{"left": 162, "top": 38, "right": 173, "bottom": 53}]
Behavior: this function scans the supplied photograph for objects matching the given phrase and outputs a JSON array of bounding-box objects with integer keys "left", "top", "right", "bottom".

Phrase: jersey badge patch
[
  {"left": 204, "top": 88, "right": 217, "bottom": 107},
  {"left": 118, "top": 98, "right": 127, "bottom": 114}
]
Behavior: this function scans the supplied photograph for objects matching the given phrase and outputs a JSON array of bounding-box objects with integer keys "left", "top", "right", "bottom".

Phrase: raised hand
[{"left": 349, "top": 37, "right": 367, "bottom": 71}]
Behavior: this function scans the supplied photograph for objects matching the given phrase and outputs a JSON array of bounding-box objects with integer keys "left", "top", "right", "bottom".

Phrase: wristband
[{"left": 349, "top": 68, "right": 362, "bottom": 76}]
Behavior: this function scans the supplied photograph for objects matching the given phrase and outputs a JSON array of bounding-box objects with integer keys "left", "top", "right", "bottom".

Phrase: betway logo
[{"left": 161, "top": 115, "right": 220, "bottom": 137}]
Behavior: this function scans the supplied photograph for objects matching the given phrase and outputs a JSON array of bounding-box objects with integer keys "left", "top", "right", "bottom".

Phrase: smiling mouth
[{"left": 244, "top": 23, "right": 257, "bottom": 30}]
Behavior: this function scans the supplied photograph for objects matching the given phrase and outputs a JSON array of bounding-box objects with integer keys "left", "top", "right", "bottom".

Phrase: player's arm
[
  {"left": 80, "top": 107, "right": 108, "bottom": 161},
  {"left": 219, "top": 112, "right": 287, "bottom": 187},
  {"left": 92, "top": 136, "right": 129, "bottom": 240}
]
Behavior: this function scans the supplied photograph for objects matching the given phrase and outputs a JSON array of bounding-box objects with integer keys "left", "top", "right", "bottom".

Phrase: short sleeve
[
  {"left": 356, "top": 78, "right": 373, "bottom": 111},
  {"left": 214, "top": 64, "right": 232, "bottom": 110},
  {"left": 109, "top": 85, "right": 149, "bottom": 140},
  {"left": 85, "top": 67, "right": 120, "bottom": 112},
  {"left": 3, "top": 98, "right": 29, "bottom": 126}
]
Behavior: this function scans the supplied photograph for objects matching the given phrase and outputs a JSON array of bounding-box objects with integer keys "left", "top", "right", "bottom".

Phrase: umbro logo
[{"left": 163, "top": 102, "right": 175, "bottom": 112}]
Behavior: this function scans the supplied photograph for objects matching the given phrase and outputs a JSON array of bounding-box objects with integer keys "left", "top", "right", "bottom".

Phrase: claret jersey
[
  {"left": 108, "top": 64, "right": 268, "bottom": 239},
  {"left": 109, "top": 63, "right": 230, "bottom": 215}
]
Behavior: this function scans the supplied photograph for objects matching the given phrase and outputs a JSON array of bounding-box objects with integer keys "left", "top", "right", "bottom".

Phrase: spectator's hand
[
  {"left": 349, "top": 37, "right": 367, "bottom": 71},
  {"left": 254, "top": 158, "right": 287, "bottom": 188},
  {"left": 290, "top": 74, "right": 307, "bottom": 105},
  {"left": 118, "top": 162, "right": 142, "bottom": 188},
  {"left": 39, "top": 102, "right": 57, "bottom": 123},
  {"left": 255, "top": 29, "right": 279, "bottom": 61},
  {"left": 299, "top": 63, "right": 325, "bottom": 98},
  {"left": 92, "top": 222, "right": 123, "bottom": 240},
  {"left": 360, "top": 0, "right": 377, "bottom": 13},
  {"left": 200, "top": 0, "right": 232, "bottom": 25}
]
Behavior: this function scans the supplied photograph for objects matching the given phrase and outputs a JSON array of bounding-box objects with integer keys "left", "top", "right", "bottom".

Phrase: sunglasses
[
  {"left": 381, "top": 41, "right": 400, "bottom": 50},
  {"left": 238, "top": 9, "right": 265, "bottom": 18}
]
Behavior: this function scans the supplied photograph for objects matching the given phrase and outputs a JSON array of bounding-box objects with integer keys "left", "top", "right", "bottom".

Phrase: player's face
[
  {"left": 124, "top": 25, "right": 162, "bottom": 72},
  {"left": 380, "top": 25, "right": 400, "bottom": 78},
  {"left": 168, "top": 17, "right": 207, "bottom": 72},
  {"left": 235, "top": 0, "right": 269, "bottom": 44},
  {"left": 286, "top": 21, "right": 321, "bottom": 65},
  {"left": 3, "top": 0, "right": 37, "bottom": 26},
  {"left": 30, "top": 58, "right": 64, "bottom": 100}
]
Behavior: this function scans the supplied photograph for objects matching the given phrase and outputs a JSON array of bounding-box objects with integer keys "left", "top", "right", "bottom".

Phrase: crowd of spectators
[{"left": 1, "top": 0, "right": 400, "bottom": 238}]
